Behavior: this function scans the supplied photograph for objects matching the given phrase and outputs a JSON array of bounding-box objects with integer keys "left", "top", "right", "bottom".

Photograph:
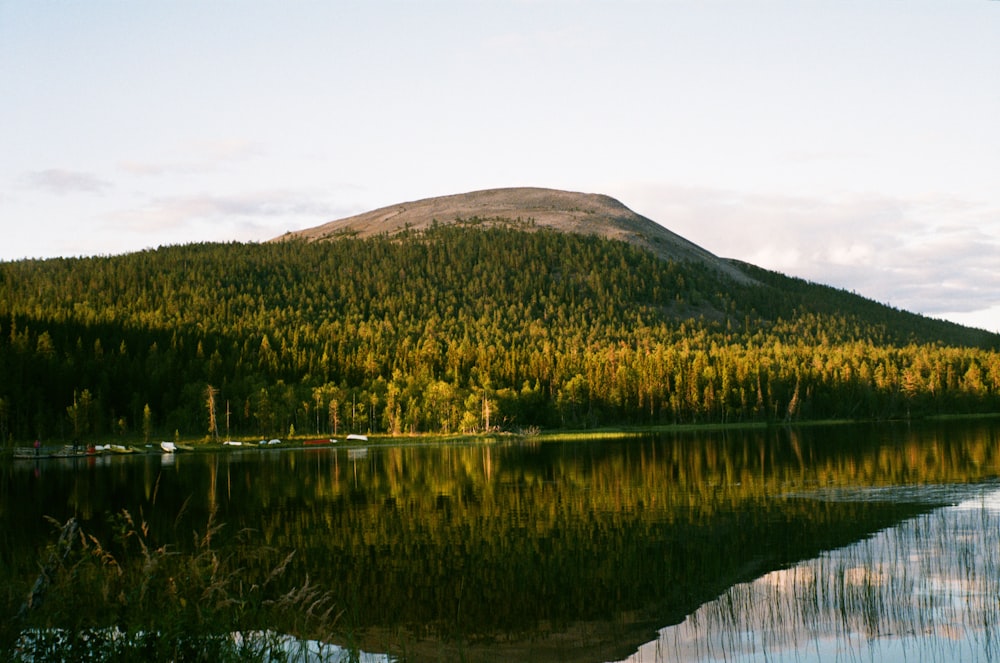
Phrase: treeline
[{"left": 1, "top": 225, "right": 998, "bottom": 442}]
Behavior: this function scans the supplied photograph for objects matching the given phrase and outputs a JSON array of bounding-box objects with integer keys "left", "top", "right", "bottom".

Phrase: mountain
[
  {"left": 1, "top": 188, "right": 999, "bottom": 441},
  {"left": 275, "top": 186, "right": 992, "bottom": 343},
  {"left": 274, "top": 187, "right": 754, "bottom": 284}
]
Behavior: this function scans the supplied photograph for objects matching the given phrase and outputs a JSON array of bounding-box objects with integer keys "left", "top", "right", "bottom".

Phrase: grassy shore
[{"left": 4, "top": 411, "right": 1000, "bottom": 459}]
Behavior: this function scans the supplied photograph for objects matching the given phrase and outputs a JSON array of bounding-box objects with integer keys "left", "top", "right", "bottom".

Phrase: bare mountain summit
[{"left": 276, "top": 187, "right": 752, "bottom": 283}]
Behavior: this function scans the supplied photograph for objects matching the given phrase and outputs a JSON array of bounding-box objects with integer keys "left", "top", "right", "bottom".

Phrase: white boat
[
  {"left": 223, "top": 440, "right": 242, "bottom": 446},
  {"left": 160, "top": 441, "right": 176, "bottom": 453},
  {"left": 346, "top": 434, "right": 368, "bottom": 442}
]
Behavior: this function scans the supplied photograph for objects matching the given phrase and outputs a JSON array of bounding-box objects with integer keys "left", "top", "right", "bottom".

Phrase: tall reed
[
  {"left": 635, "top": 488, "right": 1000, "bottom": 663},
  {"left": 6, "top": 507, "right": 343, "bottom": 662}
]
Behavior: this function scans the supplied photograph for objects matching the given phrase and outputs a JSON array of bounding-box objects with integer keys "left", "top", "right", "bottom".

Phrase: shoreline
[{"left": 5, "top": 412, "right": 1000, "bottom": 462}]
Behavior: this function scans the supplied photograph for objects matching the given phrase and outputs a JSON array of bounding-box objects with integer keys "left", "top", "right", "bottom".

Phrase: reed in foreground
[{"left": 3, "top": 508, "right": 343, "bottom": 662}]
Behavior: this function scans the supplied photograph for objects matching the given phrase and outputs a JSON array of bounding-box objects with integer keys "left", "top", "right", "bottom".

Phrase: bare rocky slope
[{"left": 274, "top": 187, "right": 753, "bottom": 284}]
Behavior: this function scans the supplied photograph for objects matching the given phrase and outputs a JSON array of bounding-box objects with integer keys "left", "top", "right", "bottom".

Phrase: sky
[{"left": 1, "top": 1, "right": 999, "bottom": 332}]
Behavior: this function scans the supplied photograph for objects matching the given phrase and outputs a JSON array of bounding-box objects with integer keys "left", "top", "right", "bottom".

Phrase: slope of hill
[
  {"left": 274, "top": 187, "right": 754, "bottom": 284},
  {"left": 1, "top": 190, "right": 999, "bottom": 442}
]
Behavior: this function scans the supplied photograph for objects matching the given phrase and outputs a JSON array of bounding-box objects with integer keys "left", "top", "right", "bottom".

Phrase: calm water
[
  {"left": 620, "top": 484, "right": 1000, "bottom": 663},
  {"left": 3, "top": 420, "right": 1000, "bottom": 662}
]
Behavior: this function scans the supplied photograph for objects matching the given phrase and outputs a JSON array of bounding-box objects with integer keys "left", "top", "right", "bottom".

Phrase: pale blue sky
[{"left": 2, "top": 1, "right": 998, "bottom": 331}]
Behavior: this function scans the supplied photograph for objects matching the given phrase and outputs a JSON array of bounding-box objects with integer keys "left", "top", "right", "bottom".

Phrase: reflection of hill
[
  {"left": 290, "top": 483, "right": 939, "bottom": 661},
  {"left": 637, "top": 491, "right": 1000, "bottom": 663},
  {"left": 330, "top": 494, "right": 936, "bottom": 663},
  {"left": 3, "top": 422, "right": 999, "bottom": 662}
]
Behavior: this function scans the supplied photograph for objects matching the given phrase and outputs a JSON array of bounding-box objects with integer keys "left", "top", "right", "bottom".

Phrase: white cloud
[
  {"left": 937, "top": 306, "right": 1000, "bottom": 335},
  {"left": 615, "top": 183, "right": 1000, "bottom": 322},
  {"left": 102, "top": 189, "right": 348, "bottom": 246},
  {"left": 23, "top": 169, "right": 110, "bottom": 194}
]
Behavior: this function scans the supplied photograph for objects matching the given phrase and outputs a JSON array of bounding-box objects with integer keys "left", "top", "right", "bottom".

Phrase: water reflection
[
  {"left": 2, "top": 421, "right": 999, "bottom": 662},
  {"left": 621, "top": 483, "right": 1000, "bottom": 663}
]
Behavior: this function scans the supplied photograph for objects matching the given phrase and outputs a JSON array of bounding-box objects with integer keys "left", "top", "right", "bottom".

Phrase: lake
[{"left": 3, "top": 420, "right": 999, "bottom": 662}]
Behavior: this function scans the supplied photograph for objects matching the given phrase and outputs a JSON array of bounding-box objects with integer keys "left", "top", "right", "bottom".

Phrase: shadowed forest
[{"left": 1, "top": 224, "right": 999, "bottom": 442}]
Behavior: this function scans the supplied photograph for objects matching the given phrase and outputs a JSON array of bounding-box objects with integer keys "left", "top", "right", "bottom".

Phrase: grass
[
  {"left": 651, "top": 490, "right": 1000, "bottom": 662},
  {"left": 536, "top": 421, "right": 775, "bottom": 442},
  {"left": 3, "top": 506, "right": 346, "bottom": 662}
]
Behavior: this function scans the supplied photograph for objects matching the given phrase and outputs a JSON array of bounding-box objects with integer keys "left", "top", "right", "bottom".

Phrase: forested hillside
[{"left": 1, "top": 223, "right": 998, "bottom": 443}]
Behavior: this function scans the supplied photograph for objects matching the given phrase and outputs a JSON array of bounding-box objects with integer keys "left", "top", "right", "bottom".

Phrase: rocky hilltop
[{"left": 275, "top": 187, "right": 753, "bottom": 284}]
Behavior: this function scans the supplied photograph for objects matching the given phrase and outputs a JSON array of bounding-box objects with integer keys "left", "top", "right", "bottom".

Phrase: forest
[{"left": 1, "top": 223, "right": 999, "bottom": 443}]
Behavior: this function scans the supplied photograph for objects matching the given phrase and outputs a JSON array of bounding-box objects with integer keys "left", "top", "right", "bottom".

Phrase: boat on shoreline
[
  {"left": 8, "top": 434, "right": 375, "bottom": 462},
  {"left": 12, "top": 444, "right": 112, "bottom": 460}
]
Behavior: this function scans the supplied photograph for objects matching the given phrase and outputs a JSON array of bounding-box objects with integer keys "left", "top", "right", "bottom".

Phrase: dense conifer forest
[{"left": 1, "top": 223, "right": 999, "bottom": 443}]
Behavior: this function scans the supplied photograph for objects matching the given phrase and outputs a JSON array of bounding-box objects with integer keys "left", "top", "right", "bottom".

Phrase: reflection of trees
[
  {"left": 203, "top": 425, "right": 1000, "bottom": 637},
  {"left": 660, "top": 499, "right": 1000, "bottom": 663},
  {"left": 3, "top": 422, "right": 999, "bottom": 649}
]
